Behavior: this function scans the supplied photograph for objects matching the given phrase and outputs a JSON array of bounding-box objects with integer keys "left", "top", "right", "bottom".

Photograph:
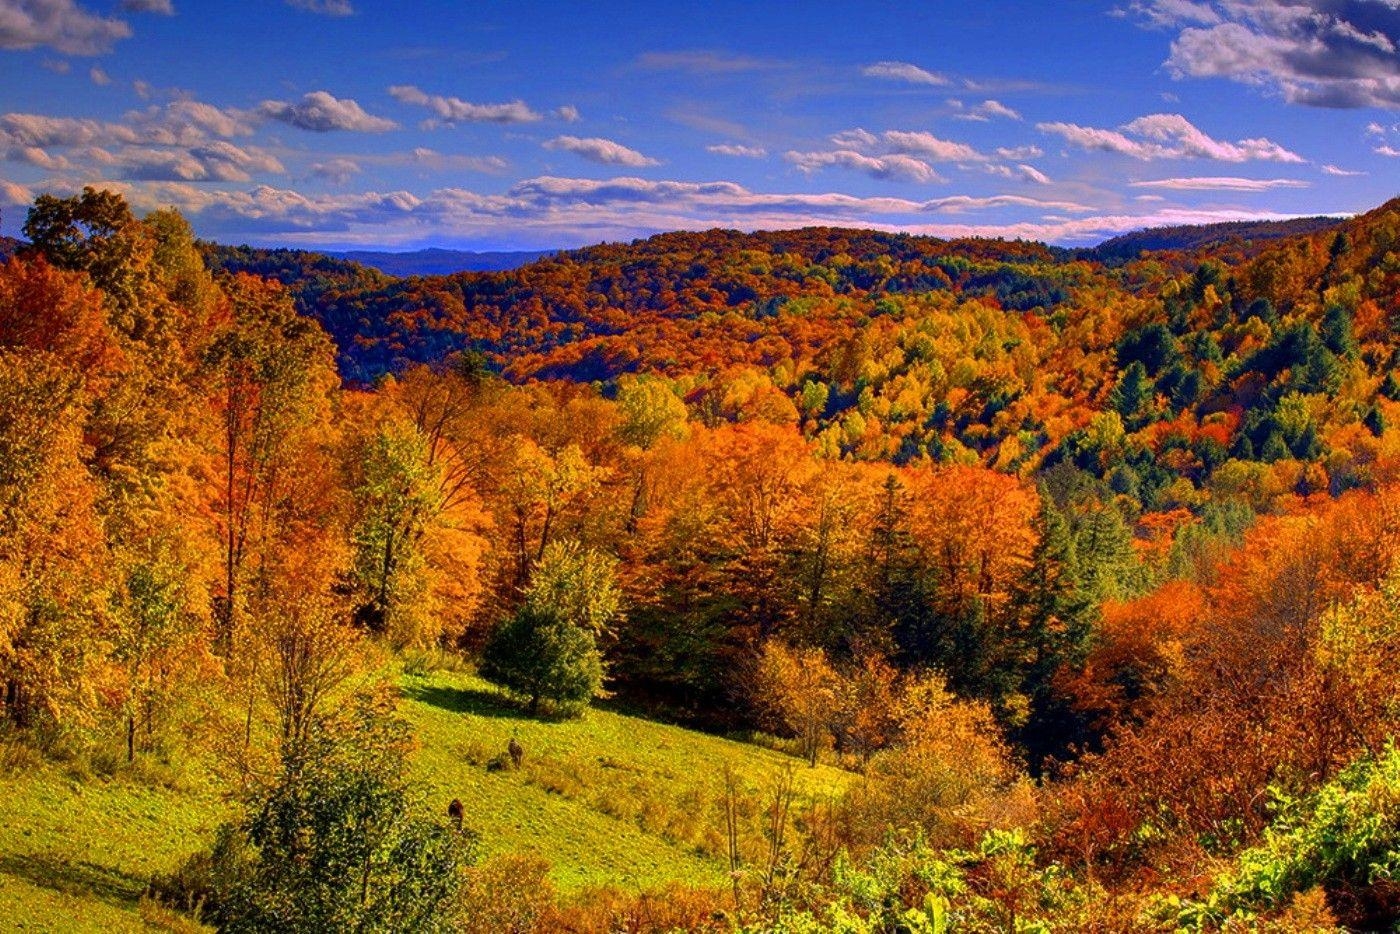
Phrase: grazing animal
[
  {"left": 508, "top": 736, "right": 524, "bottom": 770},
  {"left": 447, "top": 798, "right": 464, "bottom": 831}
]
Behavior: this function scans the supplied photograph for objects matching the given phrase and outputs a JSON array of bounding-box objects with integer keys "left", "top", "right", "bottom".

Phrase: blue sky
[{"left": 0, "top": 0, "right": 1396, "bottom": 250}]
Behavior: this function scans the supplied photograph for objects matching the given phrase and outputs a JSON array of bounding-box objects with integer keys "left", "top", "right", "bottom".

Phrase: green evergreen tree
[
  {"left": 480, "top": 606, "right": 604, "bottom": 717},
  {"left": 1320, "top": 304, "right": 1358, "bottom": 359},
  {"left": 1111, "top": 361, "right": 1152, "bottom": 425},
  {"left": 1261, "top": 431, "right": 1291, "bottom": 462},
  {"left": 1010, "top": 494, "right": 1095, "bottom": 767}
]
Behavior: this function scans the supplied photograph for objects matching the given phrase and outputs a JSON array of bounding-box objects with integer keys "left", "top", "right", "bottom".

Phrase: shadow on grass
[
  {"left": 401, "top": 682, "right": 587, "bottom": 724},
  {"left": 0, "top": 852, "right": 146, "bottom": 909},
  {"left": 401, "top": 682, "right": 529, "bottom": 720}
]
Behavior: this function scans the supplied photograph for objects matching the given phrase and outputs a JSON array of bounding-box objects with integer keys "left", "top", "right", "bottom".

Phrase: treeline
[{"left": 1084, "top": 215, "right": 1342, "bottom": 266}]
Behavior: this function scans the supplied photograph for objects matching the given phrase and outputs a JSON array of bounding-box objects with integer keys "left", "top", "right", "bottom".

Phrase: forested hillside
[
  {"left": 1084, "top": 215, "right": 1342, "bottom": 265},
  {"left": 330, "top": 248, "right": 558, "bottom": 277},
  {"left": 6, "top": 187, "right": 1400, "bottom": 930}
]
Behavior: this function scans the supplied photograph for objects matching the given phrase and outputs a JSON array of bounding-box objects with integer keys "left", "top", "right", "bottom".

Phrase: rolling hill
[
  {"left": 329, "top": 248, "right": 556, "bottom": 277},
  {"left": 0, "top": 668, "right": 847, "bottom": 932}
]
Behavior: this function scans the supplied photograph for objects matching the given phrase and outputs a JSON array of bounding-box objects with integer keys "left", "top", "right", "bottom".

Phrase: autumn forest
[{"left": 5, "top": 186, "right": 1400, "bottom": 931}]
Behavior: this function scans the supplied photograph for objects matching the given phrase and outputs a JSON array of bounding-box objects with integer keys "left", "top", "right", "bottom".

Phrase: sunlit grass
[{"left": 0, "top": 665, "right": 849, "bottom": 929}]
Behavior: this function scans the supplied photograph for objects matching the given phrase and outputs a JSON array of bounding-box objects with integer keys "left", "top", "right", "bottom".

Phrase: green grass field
[{"left": 0, "top": 668, "right": 849, "bottom": 931}]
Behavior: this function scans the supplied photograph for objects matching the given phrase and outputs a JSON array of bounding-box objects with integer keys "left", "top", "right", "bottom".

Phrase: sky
[{"left": 0, "top": 0, "right": 1397, "bottom": 251}]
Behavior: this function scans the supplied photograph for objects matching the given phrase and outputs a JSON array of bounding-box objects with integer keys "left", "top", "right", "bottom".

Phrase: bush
[
  {"left": 163, "top": 689, "right": 476, "bottom": 933},
  {"left": 479, "top": 607, "right": 603, "bottom": 717},
  {"left": 1176, "top": 743, "right": 1400, "bottom": 930},
  {"left": 458, "top": 853, "right": 555, "bottom": 934}
]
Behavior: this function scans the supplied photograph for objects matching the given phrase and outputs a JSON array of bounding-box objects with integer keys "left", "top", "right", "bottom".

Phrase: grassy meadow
[{"left": 0, "top": 666, "right": 849, "bottom": 931}]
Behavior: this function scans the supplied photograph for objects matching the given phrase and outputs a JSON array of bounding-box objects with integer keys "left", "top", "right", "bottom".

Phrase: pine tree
[{"left": 1010, "top": 494, "right": 1095, "bottom": 766}]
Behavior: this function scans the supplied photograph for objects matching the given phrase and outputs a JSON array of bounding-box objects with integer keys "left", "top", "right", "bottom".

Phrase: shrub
[
  {"left": 1176, "top": 743, "right": 1400, "bottom": 930},
  {"left": 166, "top": 689, "right": 476, "bottom": 933},
  {"left": 458, "top": 853, "right": 555, "bottom": 934},
  {"left": 479, "top": 606, "right": 603, "bottom": 717}
]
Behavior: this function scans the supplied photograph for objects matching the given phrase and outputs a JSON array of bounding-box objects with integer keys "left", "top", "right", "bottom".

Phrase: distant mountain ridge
[
  {"left": 327, "top": 247, "right": 556, "bottom": 276},
  {"left": 314, "top": 218, "right": 1349, "bottom": 279},
  {"left": 1085, "top": 216, "right": 1343, "bottom": 264}
]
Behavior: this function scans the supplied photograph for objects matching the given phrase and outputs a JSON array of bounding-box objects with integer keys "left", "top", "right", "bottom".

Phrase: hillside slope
[
  {"left": 1084, "top": 216, "right": 1342, "bottom": 265},
  {"left": 0, "top": 669, "right": 846, "bottom": 931}
]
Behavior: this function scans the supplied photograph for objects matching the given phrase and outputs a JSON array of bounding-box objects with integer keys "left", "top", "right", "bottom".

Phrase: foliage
[
  {"left": 199, "top": 689, "right": 475, "bottom": 933},
  {"left": 755, "top": 641, "right": 842, "bottom": 766},
  {"left": 1174, "top": 743, "right": 1400, "bottom": 930},
  {"left": 523, "top": 539, "right": 622, "bottom": 636},
  {"left": 480, "top": 606, "right": 604, "bottom": 716},
  {"left": 14, "top": 187, "right": 1400, "bottom": 930},
  {"left": 349, "top": 418, "right": 439, "bottom": 645}
]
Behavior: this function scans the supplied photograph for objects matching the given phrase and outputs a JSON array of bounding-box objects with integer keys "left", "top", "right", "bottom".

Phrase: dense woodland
[{"left": 6, "top": 187, "right": 1400, "bottom": 929}]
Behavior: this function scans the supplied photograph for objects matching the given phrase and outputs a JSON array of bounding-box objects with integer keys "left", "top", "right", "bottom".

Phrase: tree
[
  {"left": 206, "top": 690, "right": 474, "bottom": 933},
  {"left": 755, "top": 641, "right": 841, "bottom": 767},
  {"left": 839, "top": 673, "right": 1018, "bottom": 849},
  {"left": 0, "top": 351, "right": 107, "bottom": 730},
  {"left": 522, "top": 539, "right": 622, "bottom": 636},
  {"left": 499, "top": 439, "right": 603, "bottom": 592},
  {"left": 23, "top": 187, "right": 137, "bottom": 292},
  {"left": 205, "top": 273, "right": 338, "bottom": 649},
  {"left": 479, "top": 606, "right": 603, "bottom": 717},
  {"left": 1010, "top": 493, "right": 1095, "bottom": 764},
  {"left": 349, "top": 419, "right": 438, "bottom": 645},
  {"left": 110, "top": 526, "right": 213, "bottom": 762},
  {"left": 829, "top": 653, "right": 902, "bottom": 764},
  {"left": 1111, "top": 361, "right": 1152, "bottom": 425}
]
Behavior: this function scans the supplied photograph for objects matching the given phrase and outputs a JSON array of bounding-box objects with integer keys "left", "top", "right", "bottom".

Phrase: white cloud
[
  {"left": 880, "top": 129, "right": 987, "bottom": 162},
  {"left": 127, "top": 99, "right": 257, "bottom": 143},
  {"left": 122, "top": 140, "right": 283, "bottom": 182},
  {"left": 0, "top": 99, "right": 289, "bottom": 185},
  {"left": 63, "top": 173, "right": 1323, "bottom": 249},
  {"left": 553, "top": 105, "right": 581, "bottom": 123},
  {"left": 954, "top": 99, "right": 1022, "bottom": 121},
  {"left": 861, "top": 60, "right": 950, "bottom": 86},
  {"left": 995, "top": 145, "right": 1043, "bottom": 160},
  {"left": 831, "top": 127, "right": 989, "bottom": 162},
  {"left": 0, "top": 179, "right": 33, "bottom": 204},
  {"left": 708, "top": 143, "right": 767, "bottom": 158},
  {"left": 310, "top": 158, "right": 360, "bottom": 184},
  {"left": 1321, "top": 163, "right": 1365, "bottom": 176},
  {"left": 405, "top": 147, "right": 507, "bottom": 173},
  {"left": 924, "top": 194, "right": 1091, "bottom": 213},
  {"left": 1128, "top": 0, "right": 1400, "bottom": 109},
  {"left": 388, "top": 85, "right": 542, "bottom": 125},
  {"left": 257, "top": 91, "right": 397, "bottom": 133},
  {"left": 285, "top": 0, "right": 352, "bottom": 15},
  {"left": 806, "top": 127, "right": 1053, "bottom": 184},
  {"left": 1123, "top": 0, "right": 1221, "bottom": 29},
  {"left": 119, "top": 0, "right": 173, "bottom": 14},
  {"left": 1038, "top": 112, "right": 1304, "bottom": 162},
  {"left": 785, "top": 149, "right": 942, "bottom": 183},
  {"left": 545, "top": 135, "right": 659, "bottom": 166},
  {"left": 1129, "top": 175, "right": 1310, "bottom": 190},
  {"left": 186, "top": 140, "right": 284, "bottom": 181},
  {"left": 985, "top": 162, "right": 1052, "bottom": 184},
  {"left": 88, "top": 64, "right": 108, "bottom": 84},
  {"left": 636, "top": 50, "right": 780, "bottom": 73},
  {"left": 0, "top": 0, "right": 131, "bottom": 55}
]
